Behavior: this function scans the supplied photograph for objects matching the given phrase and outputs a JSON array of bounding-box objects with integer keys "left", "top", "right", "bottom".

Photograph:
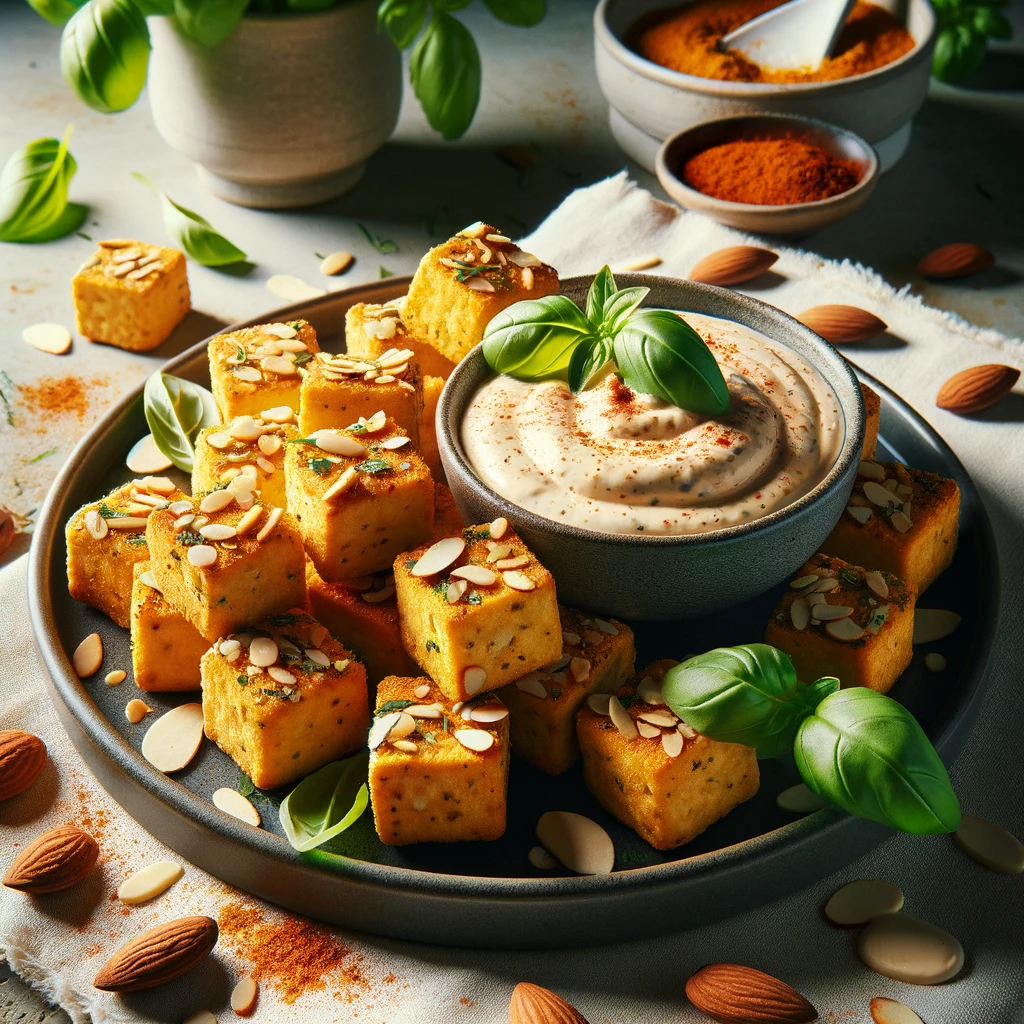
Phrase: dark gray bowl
[{"left": 438, "top": 275, "right": 864, "bottom": 620}]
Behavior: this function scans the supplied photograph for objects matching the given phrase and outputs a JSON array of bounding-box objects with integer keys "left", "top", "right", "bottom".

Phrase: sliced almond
[
  {"left": 117, "top": 860, "right": 184, "bottom": 905},
  {"left": 608, "top": 695, "right": 638, "bottom": 741},
  {"left": 450, "top": 564, "right": 497, "bottom": 586},
  {"left": 536, "top": 810, "right": 614, "bottom": 875},
  {"left": 813, "top": 605, "right": 854, "bottom": 621},
  {"left": 790, "top": 599, "right": 810, "bottom": 630},
  {"left": 126, "top": 434, "right": 173, "bottom": 474},
  {"left": 776, "top": 783, "right": 830, "bottom": 814},
  {"left": 502, "top": 570, "right": 536, "bottom": 592},
  {"left": 485, "top": 543, "right": 512, "bottom": 563},
  {"left": 661, "top": 729, "right": 683, "bottom": 758},
  {"left": 463, "top": 666, "right": 487, "bottom": 695},
  {"left": 255, "top": 506, "right": 282, "bottom": 543},
  {"left": 125, "top": 699, "right": 152, "bottom": 724},
  {"left": 249, "top": 637, "right": 279, "bottom": 667},
  {"left": 213, "top": 787, "right": 261, "bottom": 827},
  {"left": 187, "top": 545, "right": 217, "bottom": 567},
  {"left": 825, "top": 879, "right": 904, "bottom": 926},
  {"left": 913, "top": 609, "right": 962, "bottom": 644},
  {"left": 954, "top": 814, "right": 1024, "bottom": 874},
  {"left": 105, "top": 670, "right": 126, "bottom": 686},
  {"left": 569, "top": 657, "right": 591, "bottom": 683},
  {"left": 495, "top": 554, "right": 529, "bottom": 570},
  {"left": 636, "top": 676, "right": 665, "bottom": 705},
  {"left": 826, "top": 618, "right": 866, "bottom": 641},
  {"left": 200, "top": 489, "right": 235, "bottom": 514},
  {"left": 870, "top": 997, "right": 925, "bottom": 1024},
  {"left": 585, "top": 692, "right": 611, "bottom": 715},
  {"left": 469, "top": 704, "right": 509, "bottom": 724},
  {"left": 231, "top": 975, "right": 259, "bottom": 1016},
  {"left": 864, "top": 571, "right": 889, "bottom": 598},
  {"left": 141, "top": 704, "right": 204, "bottom": 772},
  {"left": 411, "top": 536, "right": 466, "bottom": 577},
  {"left": 637, "top": 721, "right": 661, "bottom": 739},
  {"left": 311, "top": 430, "right": 366, "bottom": 457},
  {"left": 516, "top": 673, "right": 548, "bottom": 699},
  {"left": 446, "top": 580, "right": 468, "bottom": 604},
  {"left": 489, "top": 516, "right": 508, "bottom": 539},
  {"left": 454, "top": 729, "right": 494, "bottom": 753},
  {"left": 73, "top": 633, "right": 103, "bottom": 677},
  {"left": 84, "top": 509, "right": 108, "bottom": 540},
  {"left": 234, "top": 505, "right": 263, "bottom": 536}
]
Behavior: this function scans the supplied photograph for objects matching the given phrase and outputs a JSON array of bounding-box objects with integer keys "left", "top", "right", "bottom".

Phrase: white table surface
[{"left": 1, "top": 0, "right": 1023, "bottom": 1018}]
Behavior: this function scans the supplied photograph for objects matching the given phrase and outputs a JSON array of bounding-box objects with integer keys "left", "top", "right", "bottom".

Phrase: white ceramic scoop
[{"left": 721, "top": 0, "right": 858, "bottom": 72}]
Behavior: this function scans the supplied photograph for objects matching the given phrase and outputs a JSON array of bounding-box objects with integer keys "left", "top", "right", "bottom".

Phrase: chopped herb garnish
[
  {"left": 177, "top": 530, "right": 203, "bottom": 546},
  {"left": 355, "top": 458, "right": 390, "bottom": 474},
  {"left": 0, "top": 371, "right": 15, "bottom": 427},
  {"left": 98, "top": 502, "right": 128, "bottom": 519},
  {"left": 286, "top": 319, "right": 307, "bottom": 331},
  {"left": 432, "top": 578, "right": 450, "bottom": 597},
  {"left": 261, "top": 688, "right": 291, "bottom": 700},
  {"left": 377, "top": 698, "right": 415, "bottom": 716},
  {"left": 300, "top": 659, "right": 322, "bottom": 674},
  {"left": 237, "top": 674, "right": 249, "bottom": 687},
  {"left": 467, "top": 593, "right": 482, "bottom": 605},
  {"left": 449, "top": 259, "right": 503, "bottom": 283},
  {"left": 357, "top": 223, "right": 397, "bottom": 254},
  {"left": 126, "top": 535, "right": 148, "bottom": 546},
  {"left": 425, "top": 639, "right": 440, "bottom": 653},
  {"left": 288, "top": 437, "right": 320, "bottom": 445},
  {"left": 424, "top": 732, "right": 437, "bottom": 744},
  {"left": 838, "top": 568, "right": 860, "bottom": 587},
  {"left": 462, "top": 525, "right": 491, "bottom": 542},
  {"left": 405, "top": 558, "right": 419, "bottom": 570},
  {"left": 292, "top": 351, "right": 313, "bottom": 367},
  {"left": 379, "top": 265, "right": 395, "bottom": 279},
  {"left": 308, "top": 456, "right": 333, "bottom": 476},
  {"left": 619, "top": 694, "right": 639, "bottom": 710},
  {"left": 238, "top": 773, "right": 255, "bottom": 797},
  {"left": 26, "top": 447, "right": 59, "bottom": 464}
]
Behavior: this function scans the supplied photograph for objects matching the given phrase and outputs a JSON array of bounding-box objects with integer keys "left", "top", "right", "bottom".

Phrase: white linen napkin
[{"left": 2, "top": 173, "right": 1022, "bottom": 1024}]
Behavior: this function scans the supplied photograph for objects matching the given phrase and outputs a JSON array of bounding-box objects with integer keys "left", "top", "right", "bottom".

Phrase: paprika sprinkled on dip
[{"left": 461, "top": 314, "right": 843, "bottom": 536}]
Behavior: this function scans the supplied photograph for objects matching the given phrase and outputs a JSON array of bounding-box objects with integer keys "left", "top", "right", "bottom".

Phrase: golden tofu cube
[
  {"left": 499, "top": 607, "right": 635, "bottom": 775},
  {"left": 66, "top": 477, "right": 185, "bottom": 628},
  {"left": 192, "top": 415, "right": 298, "bottom": 512},
  {"left": 72, "top": 240, "right": 190, "bottom": 351},
  {"left": 201, "top": 610, "right": 368, "bottom": 790},
  {"left": 861, "top": 383, "right": 881, "bottom": 461},
  {"left": 403, "top": 223, "right": 559, "bottom": 364},
  {"left": 368, "top": 676, "right": 510, "bottom": 845},
  {"left": 824, "top": 460, "right": 960, "bottom": 593},
  {"left": 305, "top": 559, "right": 418, "bottom": 687},
  {"left": 394, "top": 523, "right": 561, "bottom": 701},
  {"left": 345, "top": 299, "right": 457, "bottom": 381},
  {"left": 130, "top": 561, "right": 209, "bottom": 692},
  {"left": 298, "top": 349, "right": 422, "bottom": 441},
  {"left": 419, "top": 374, "right": 444, "bottom": 477},
  {"left": 284, "top": 419, "right": 434, "bottom": 582},
  {"left": 208, "top": 319, "right": 319, "bottom": 421},
  {"left": 431, "top": 481, "right": 465, "bottom": 541},
  {"left": 146, "top": 495, "right": 305, "bottom": 642},
  {"left": 577, "top": 661, "right": 760, "bottom": 851},
  {"left": 765, "top": 553, "right": 916, "bottom": 695}
]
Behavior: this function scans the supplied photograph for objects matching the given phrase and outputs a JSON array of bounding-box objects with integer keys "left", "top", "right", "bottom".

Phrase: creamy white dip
[{"left": 461, "top": 313, "right": 843, "bottom": 536}]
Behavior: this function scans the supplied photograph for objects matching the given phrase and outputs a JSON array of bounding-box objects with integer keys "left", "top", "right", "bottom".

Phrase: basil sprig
[
  {"left": 0, "top": 127, "right": 87, "bottom": 244},
  {"left": 663, "top": 644, "right": 960, "bottom": 836},
  {"left": 143, "top": 372, "right": 220, "bottom": 472},
  {"left": 482, "top": 265, "right": 731, "bottom": 416},
  {"left": 26, "top": 0, "right": 86, "bottom": 26},
  {"left": 931, "top": 0, "right": 1012, "bottom": 82},
  {"left": 279, "top": 751, "right": 369, "bottom": 853},
  {"left": 133, "top": 172, "right": 247, "bottom": 267}
]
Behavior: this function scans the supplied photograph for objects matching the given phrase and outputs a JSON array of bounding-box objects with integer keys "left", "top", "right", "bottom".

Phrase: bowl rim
[
  {"left": 438, "top": 273, "right": 865, "bottom": 548},
  {"left": 594, "top": 0, "right": 937, "bottom": 98},
  {"left": 654, "top": 112, "right": 881, "bottom": 215}
]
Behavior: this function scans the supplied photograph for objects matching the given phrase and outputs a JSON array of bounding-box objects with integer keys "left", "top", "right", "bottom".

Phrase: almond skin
[
  {"left": 510, "top": 982, "right": 589, "bottom": 1024},
  {"left": 94, "top": 916, "right": 219, "bottom": 992},
  {"left": 936, "top": 364, "right": 1019, "bottom": 415},
  {"left": 917, "top": 243, "right": 994, "bottom": 279},
  {"left": 689, "top": 246, "right": 778, "bottom": 287},
  {"left": 0, "top": 729, "right": 47, "bottom": 800},
  {"left": 685, "top": 963, "right": 817, "bottom": 1024},
  {"left": 798, "top": 304, "right": 887, "bottom": 345},
  {"left": 3, "top": 824, "right": 98, "bottom": 894}
]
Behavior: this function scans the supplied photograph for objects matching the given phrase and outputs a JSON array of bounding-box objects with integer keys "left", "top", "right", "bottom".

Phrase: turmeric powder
[{"left": 632, "top": 0, "right": 915, "bottom": 84}]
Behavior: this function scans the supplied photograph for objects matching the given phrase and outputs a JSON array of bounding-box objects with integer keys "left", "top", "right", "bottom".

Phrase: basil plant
[{"left": 663, "top": 644, "right": 961, "bottom": 836}]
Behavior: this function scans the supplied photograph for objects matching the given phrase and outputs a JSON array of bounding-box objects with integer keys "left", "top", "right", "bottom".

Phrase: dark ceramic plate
[{"left": 29, "top": 277, "right": 997, "bottom": 949}]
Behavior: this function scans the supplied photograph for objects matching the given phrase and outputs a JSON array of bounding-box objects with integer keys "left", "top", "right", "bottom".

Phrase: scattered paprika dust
[
  {"left": 631, "top": 0, "right": 914, "bottom": 83},
  {"left": 18, "top": 375, "right": 108, "bottom": 421},
  {"left": 680, "top": 137, "right": 862, "bottom": 205},
  {"left": 218, "top": 902, "right": 369, "bottom": 1005}
]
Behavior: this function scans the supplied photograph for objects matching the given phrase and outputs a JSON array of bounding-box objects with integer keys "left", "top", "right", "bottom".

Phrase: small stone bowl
[
  {"left": 655, "top": 113, "right": 880, "bottom": 236},
  {"left": 437, "top": 275, "right": 864, "bottom": 621}
]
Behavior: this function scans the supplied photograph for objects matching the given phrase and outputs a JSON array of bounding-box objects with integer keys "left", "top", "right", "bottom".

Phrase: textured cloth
[{"left": 2, "top": 174, "right": 1022, "bottom": 1023}]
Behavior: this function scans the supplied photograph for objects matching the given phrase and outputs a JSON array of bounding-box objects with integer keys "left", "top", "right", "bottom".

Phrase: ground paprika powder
[{"left": 680, "top": 137, "right": 863, "bottom": 205}]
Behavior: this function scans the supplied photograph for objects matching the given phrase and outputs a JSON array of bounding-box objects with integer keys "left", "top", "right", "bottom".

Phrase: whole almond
[
  {"left": 798, "top": 304, "right": 887, "bottom": 345},
  {"left": 689, "top": 246, "right": 778, "bottom": 287},
  {"left": 94, "top": 916, "right": 218, "bottom": 992},
  {"left": 3, "top": 824, "right": 98, "bottom": 893},
  {"left": 509, "top": 982, "right": 589, "bottom": 1024},
  {"left": 0, "top": 729, "right": 47, "bottom": 800},
  {"left": 936, "top": 364, "right": 1019, "bottom": 415},
  {"left": 917, "top": 243, "right": 994, "bottom": 279},
  {"left": 685, "top": 964, "right": 817, "bottom": 1024}
]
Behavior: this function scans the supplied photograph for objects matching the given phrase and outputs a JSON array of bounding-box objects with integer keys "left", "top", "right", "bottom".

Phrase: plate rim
[{"left": 28, "top": 278, "right": 1000, "bottom": 910}]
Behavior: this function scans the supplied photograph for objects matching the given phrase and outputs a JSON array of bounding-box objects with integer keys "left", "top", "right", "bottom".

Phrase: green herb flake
[
  {"left": 424, "top": 732, "right": 437, "bottom": 745},
  {"left": 357, "top": 222, "right": 397, "bottom": 254},
  {"left": 308, "top": 456, "right": 333, "bottom": 476},
  {"left": 126, "top": 534, "right": 148, "bottom": 546},
  {"left": 177, "top": 530, "right": 203, "bottom": 546},
  {"left": 462, "top": 525, "right": 491, "bottom": 542},
  {"left": 237, "top": 674, "right": 249, "bottom": 687},
  {"left": 377, "top": 698, "right": 415, "bottom": 716},
  {"left": 25, "top": 447, "right": 58, "bottom": 464},
  {"left": 838, "top": 568, "right": 860, "bottom": 587},
  {"left": 355, "top": 458, "right": 390, "bottom": 474},
  {"left": 98, "top": 502, "right": 128, "bottom": 519},
  {"left": 425, "top": 639, "right": 440, "bottom": 653},
  {"left": 379, "top": 265, "right": 395, "bottom": 279},
  {"left": 467, "top": 593, "right": 482, "bottom": 605},
  {"left": 238, "top": 773, "right": 256, "bottom": 797}
]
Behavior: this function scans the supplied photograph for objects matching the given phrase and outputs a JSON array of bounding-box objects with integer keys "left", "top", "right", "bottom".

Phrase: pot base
[{"left": 197, "top": 162, "right": 366, "bottom": 210}]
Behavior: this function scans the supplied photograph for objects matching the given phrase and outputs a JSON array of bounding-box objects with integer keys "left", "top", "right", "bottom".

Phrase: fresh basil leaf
[
  {"left": 794, "top": 688, "right": 960, "bottom": 835},
  {"left": 973, "top": 6, "right": 1012, "bottom": 40},
  {"left": 612, "top": 308, "right": 730, "bottom": 416},
  {"left": 482, "top": 295, "right": 594, "bottom": 380},
  {"left": 377, "top": 0, "right": 427, "bottom": 49},
  {"left": 567, "top": 335, "right": 613, "bottom": 394},
  {"left": 482, "top": 0, "right": 546, "bottom": 27},
  {"left": 409, "top": 10, "right": 481, "bottom": 140},
  {"left": 61, "top": 0, "right": 151, "bottom": 114},
  {"left": 601, "top": 286, "right": 649, "bottom": 335},
  {"left": 585, "top": 265, "right": 616, "bottom": 324},
  {"left": 132, "top": 172, "right": 247, "bottom": 266},
  {"left": 26, "top": 0, "right": 87, "bottom": 26},
  {"left": 0, "top": 128, "right": 87, "bottom": 244},
  {"left": 279, "top": 751, "right": 370, "bottom": 852},
  {"left": 663, "top": 644, "right": 816, "bottom": 759},
  {"left": 173, "top": 0, "right": 250, "bottom": 47},
  {"left": 932, "top": 23, "right": 987, "bottom": 81},
  {"left": 144, "top": 372, "right": 220, "bottom": 472}
]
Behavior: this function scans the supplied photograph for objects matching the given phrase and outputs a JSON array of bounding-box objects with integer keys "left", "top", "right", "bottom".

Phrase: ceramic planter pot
[
  {"left": 147, "top": 1, "right": 401, "bottom": 209},
  {"left": 438, "top": 275, "right": 865, "bottom": 621}
]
